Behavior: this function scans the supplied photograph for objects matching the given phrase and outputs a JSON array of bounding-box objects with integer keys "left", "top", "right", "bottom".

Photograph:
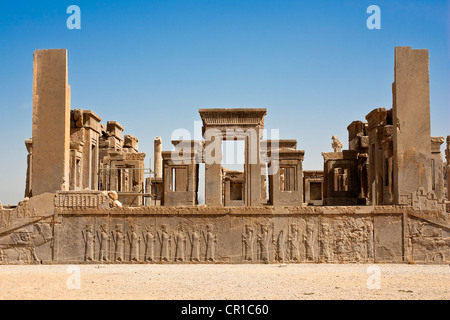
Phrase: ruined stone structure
[
  {"left": 0, "top": 47, "right": 448, "bottom": 265},
  {"left": 303, "top": 171, "right": 324, "bottom": 206}
]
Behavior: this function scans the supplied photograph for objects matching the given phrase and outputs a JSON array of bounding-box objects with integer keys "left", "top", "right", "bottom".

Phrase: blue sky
[{"left": 0, "top": 0, "right": 448, "bottom": 204}]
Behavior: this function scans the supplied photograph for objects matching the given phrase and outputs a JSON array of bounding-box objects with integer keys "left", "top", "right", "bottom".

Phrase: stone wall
[{"left": 1, "top": 193, "right": 448, "bottom": 264}]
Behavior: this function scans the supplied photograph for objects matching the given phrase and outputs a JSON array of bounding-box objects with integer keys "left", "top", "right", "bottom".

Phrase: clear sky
[{"left": 0, "top": 0, "right": 448, "bottom": 205}]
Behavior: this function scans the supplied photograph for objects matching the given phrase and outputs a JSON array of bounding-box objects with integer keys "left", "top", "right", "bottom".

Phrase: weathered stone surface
[
  {"left": 31, "top": 49, "right": 71, "bottom": 196},
  {"left": 393, "top": 47, "right": 432, "bottom": 205},
  {"left": 374, "top": 215, "right": 403, "bottom": 263}
]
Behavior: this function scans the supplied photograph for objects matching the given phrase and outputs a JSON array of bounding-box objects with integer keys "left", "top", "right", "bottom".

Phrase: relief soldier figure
[
  {"left": 189, "top": 227, "right": 201, "bottom": 262},
  {"left": 158, "top": 224, "right": 171, "bottom": 262},
  {"left": 273, "top": 229, "right": 286, "bottom": 263},
  {"left": 257, "top": 224, "right": 270, "bottom": 262},
  {"left": 204, "top": 224, "right": 217, "bottom": 262},
  {"left": 335, "top": 222, "right": 346, "bottom": 262},
  {"left": 98, "top": 224, "right": 110, "bottom": 262},
  {"left": 128, "top": 224, "right": 141, "bottom": 262},
  {"left": 143, "top": 225, "right": 156, "bottom": 262},
  {"left": 288, "top": 224, "right": 300, "bottom": 262},
  {"left": 82, "top": 224, "right": 95, "bottom": 262},
  {"left": 242, "top": 225, "right": 255, "bottom": 262},
  {"left": 174, "top": 225, "right": 187, "bottom": 262},
  {"left": 304, "top": 222, "right": 315, "bottom": 262},
  {"left": 364, "top": 222, "right": 374, "bottom": 262},
  {"left": 112, "top": 224, "right": 125, "bottom": 262},
  {"left": 320, "top": 223, "right": 333, "bottom": 262}
]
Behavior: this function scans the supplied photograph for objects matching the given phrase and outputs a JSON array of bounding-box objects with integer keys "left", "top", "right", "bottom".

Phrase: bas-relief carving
[
  {"left": 273, "top": 229, "right": 287, "bottom": 263},
  {"left": 319, "top": 223, "right": 333, "bottom": 262},
  {"left": 143, "top": 225, "right": 156, "bottom": 262},
  {"left": 242, "top": 225, "right": 255, "bottom": 261},
  {"left": 288, "top": 223, "right": 301, "bottom": 262},
  {"left": 0, "top": 210, "right": 13, "bottom": 228},
  {"left": 158, "top": 224, "right": 171, "bottom": 262},
  {"left": 329, "top": 217, "right": 374, "bottom": 263},
  {"left": 16, "top": 198, "right": 33, "bottom": 218},
  {"left": 304, "top": 222, "right": 315, "bottom": 261},
  {"left": 411, "top": 187, "right": 446, "bottom": 214},
  {"left": 408, "top": 218, "right": 450, "bottom": 263},
  {"left": 203, "top": 224, "right": 217, "bottom": 262},
  {"left": 174, "top": 225, "right": 187, "bottom": 262},
  {"left": 82, "top": 224, "right": 95, "bottom": 262},
  {"left": 12, "top": 229, "right": 40, "bottom": 263},
  {"left": 189, "top": 227, "right": 201, "bottom": 262},
  {"left": 0, "top": 222, "right": 53, "bottom": 264},
  {"left": 14, "top": 212, "right": 448, "bottom": 265},
  {"left": 257, "top": 224, "right": 270, "bottom": 262},
  {"left": 236, "top": 219, "right": 373, "bottom": 264},
  {"left": 128, "top": 224, "right": 141, "bottom": 262},
  {"left": 113, "top": 224, "right": 125, "bottom": 262}
]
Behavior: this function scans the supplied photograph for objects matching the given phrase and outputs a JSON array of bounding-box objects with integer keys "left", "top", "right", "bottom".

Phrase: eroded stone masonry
[{"left": 0, "top": 47, "right": 449, "bottom": 265}]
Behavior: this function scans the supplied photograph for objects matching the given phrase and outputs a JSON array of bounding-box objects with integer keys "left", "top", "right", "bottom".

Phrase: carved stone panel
[{"left": 374, "top": 215, "right": 403, "bottom": 263}]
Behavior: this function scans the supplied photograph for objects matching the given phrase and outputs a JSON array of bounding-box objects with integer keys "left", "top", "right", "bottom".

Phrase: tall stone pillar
[
  {"left": 392, "top": 47, "right": 431, "bottom": 204},
  {"left": 446, "top": 136, "right": 450, "bottom": 201},
  {"left": 31, "top": 49, "right": 71, "bottom": 196},
  {"left": 154, "top": 137, "right": 163, "bottom": 179},
  {"left": 204, "top": 137, "right": 223, "bottom": 206}
]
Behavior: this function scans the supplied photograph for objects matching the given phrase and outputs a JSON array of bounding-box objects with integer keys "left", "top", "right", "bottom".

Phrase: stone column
[
  {"left": 446, "top": 136, "right": 450, "bottom": 201},
  {"left": 204, "top": 137, "right": 223, "bottom": 206},
  {"left": 31, "top": 49, "right": 71, "bottom": 196},
  {"left": 154, "top": 137, "right": 163, "bottom": 179},
  {"left": 24, "top": 139, "right": 33, "bottom": 198},
  {"left": 392, "top": 47, "right": 431, "bottom": 205}
]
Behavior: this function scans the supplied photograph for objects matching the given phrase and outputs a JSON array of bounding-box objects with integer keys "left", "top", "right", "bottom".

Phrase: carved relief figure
[
  {"left": 304, "top": 222, "right": 315, "bottom": 261},
  {"left": 0, "top": 248, "right": 6, "bottom": 264},
  {"left": 204, "top": 224, "right": 217, "bottom": 262},
  {"left": 174, "top": 225, "right": 187, "bottom": 262},
  {"left": 349, "top": 218, "right": 364, "bottom": 262},
  {"left": 15, "top": 230, "right": 40, "bottom": 263},
  {"left": 257, "top": 224, "right": 270, "bottom": 262},
  {"left": 189, "top": 227, "right": 201, "bottom": 262},
  {"left": 288, "top": 224, "right": 300, "bottom": 262},
  {"left": 335, "top": 223, "right": 346, "bottom": 262},
  {"left": 143, "top": 225, "right": 156, "bottom": 262},
  {"left": 242, "top": 225, "right": 255, "bottom": 261},
  {"left": 112, "top": 224, "right": 125, "bottom": 262},
  {"left": 82, "top": 225, "right": 95, "bottom": 262},
  {"left": 127, "top": 225, "right": 141, "bottom": 262},
  {"left": 0, "top": 210, "right": 12, "bottom": 228},
  {"left": 98, "top": 224, "right": 110, "bottom": 262},
  {"left": 408, "top": 219, "right": 424, "bottom": 260},
  {"left": 158, "top": 224, "right": 171, "bottom": 262},
  {"left": 273, "top": 230, "right": 286, "bottom": 263},
  {"left": 364, "top": 222, "right": 374, "bottom": 262},
  {"left": 320, "top": 223, "right": 333, "bottom": 262},
  {"left": 17, "top": 198, "right": 32, "bottom": 218},
  {"left": 34, "top": 223, "right": 53, "bottom": 244}
]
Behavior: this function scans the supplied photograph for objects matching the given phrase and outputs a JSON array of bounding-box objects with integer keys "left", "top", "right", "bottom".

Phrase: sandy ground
[{"left": 0, "top": 264, "right": 448, "bottom": 300}]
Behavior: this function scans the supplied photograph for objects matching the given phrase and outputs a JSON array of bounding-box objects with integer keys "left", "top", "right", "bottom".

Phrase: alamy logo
[
  {"left": 366, "top": 265, "right": 381, "bottom": 290},
  {"left": 366, "top": 5, "right": 381, "bottom": 30},
  {"left": 67, "top": 5, "right": 81, "bottom": 30},
  {"left": 66, "top": 265, "right": 81, "bottom": 289}
]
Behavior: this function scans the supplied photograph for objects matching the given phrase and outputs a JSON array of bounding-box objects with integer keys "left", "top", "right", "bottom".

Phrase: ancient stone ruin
[{"left": 0, "top": 47, "right": 448, "bottom": 265}]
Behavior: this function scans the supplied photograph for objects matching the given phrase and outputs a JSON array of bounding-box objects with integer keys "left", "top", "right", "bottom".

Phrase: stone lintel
[{"left": 199, "top": 108, "right": 267, "bottom": 127}]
